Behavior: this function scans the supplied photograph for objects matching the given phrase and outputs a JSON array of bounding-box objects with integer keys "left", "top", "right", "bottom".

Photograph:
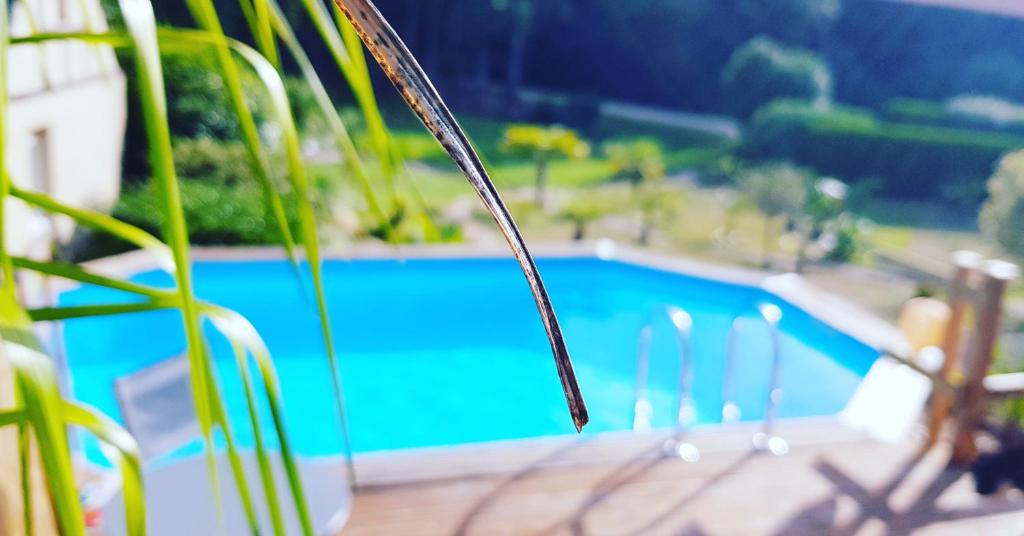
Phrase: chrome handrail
[
  {"left": 721, "top": 302, "right": 788, "bottom": 456},
  {"left": 633, "top": 304, "right": 699, "bottom": 462}
]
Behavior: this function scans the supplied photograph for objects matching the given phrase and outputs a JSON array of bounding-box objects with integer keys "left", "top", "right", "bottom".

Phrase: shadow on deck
[{"left": 345, "top": 420, "right": 1024, "bottom": 535}]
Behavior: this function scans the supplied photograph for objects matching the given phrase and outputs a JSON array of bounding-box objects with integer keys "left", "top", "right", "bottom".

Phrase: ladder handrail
[
  {"left": 633, "top": 305, "right": 696, "bottom": 436},
  {"left": 721, "top": 302, "right": 788, "bottom": 455}
]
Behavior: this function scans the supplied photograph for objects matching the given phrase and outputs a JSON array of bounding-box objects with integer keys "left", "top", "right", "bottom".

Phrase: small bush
[
  {"left": 980, "top": 151, "right": 1024, "bottom": 258},
  {"left": 172, "top": 138, "right": 253, "bottom": 184},
  {"left": 72, "top": 139, "right": 333, "bottom": 260},
  {"left": 820, "top": 214, "right": 866, "bottom": 262},
  {"left": 114, "top": 178, "right": 291, "bottom": 245}
]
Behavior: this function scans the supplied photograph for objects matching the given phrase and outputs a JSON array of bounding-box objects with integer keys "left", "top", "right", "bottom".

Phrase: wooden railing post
[
  {"left": 951, "top": 260, "right": 1019, "bottom": 464},
  {"left": 923, "top": 251, "right": 981, "bottom": 449}
]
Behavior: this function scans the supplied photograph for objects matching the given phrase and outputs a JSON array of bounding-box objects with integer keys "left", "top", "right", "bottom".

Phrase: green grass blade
[
  {"left": 18, "top": 422, "right": 33, "bottom": 536},
  {"left": 295, "top": 0, "right": 396, "bottom": 202},
  {"left": 11, "top": 257, "right": 175, "bottom": 300},
  {"left": 111, "top": 0, "right": 223, "bottom": 517},
  {"left": 205, "top": 372, "right": 262, "bottom": 536},
  {"left": 63, "top": 402, "right": 146, "bottom": 536},
  {"left": 164, "top": 27, "right": 358, "bottom": 487},
  {"left": 223, "top": 337, "right": 286, "bottom": 536},
  {"left": 28, "top": 301, "right": 174, "bottom": 321},
  {"left": 0, "top": 294, "right": 84, "bottom": 536},
  {"left": 10, "top": 184, "right": 174, "bottom": 270},
  {"left": 328, "top": 1, "right": 441, "bottom": 240},
  {"left": 0, "top": 407, "right": 24, "bottom": 426},
  {"left": 333, "top": 0, "right": 589, "bottom": 431},
  {"left": 183, "top": 0, "right": 301, "bottom": 277},
  {"left": 263, "top": 0, "right": 389, "bottom": 230},
  {"left": 0, "top": 0, "right": 12, "bottom": 288},
  {"left": 205, "top": 306, "right": 314, "bottom": 535},
  {"left": 250, "top": 0, "right": 279, "bottom": 69}
]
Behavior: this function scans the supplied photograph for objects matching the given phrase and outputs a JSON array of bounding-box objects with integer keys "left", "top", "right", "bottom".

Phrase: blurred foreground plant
[{"left": 2, "top": 0, "right": 587, "bottom": 534}]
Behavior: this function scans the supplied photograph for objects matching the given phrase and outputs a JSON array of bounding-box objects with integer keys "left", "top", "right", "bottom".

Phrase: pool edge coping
[{"left": 66, "top": 243, "right": 911, "bottom": 488}]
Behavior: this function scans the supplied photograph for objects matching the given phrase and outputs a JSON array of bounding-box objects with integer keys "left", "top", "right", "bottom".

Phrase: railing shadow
[
  {"left": 540, "top": 445, "right": 756, "bottom": 535},
  {"left": 451, "top": 437, "right": 596, "bottom": 536},
  {"left": 773, "top": 450, "right": 1023, "bottom": 534}
]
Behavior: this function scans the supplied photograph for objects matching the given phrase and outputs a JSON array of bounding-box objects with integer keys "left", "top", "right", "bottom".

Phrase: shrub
[
  {"left": 980, "top": 151, "right": 1024, "bottom": 258},
  {"left": 743, "top": 100, "right": 1024, "bottom": 203},
  {"left": 721, "top": 36, "right": 832, "bottom": 119},
  {"left": 114, "top": 178, "right": 291, "bottom": 245},
  {"left": 172, "top": 137, "right": 253, "bottom": 184},
  {"left": 821, "top": 214, "right": 866, "bottom": 262},
  {"left": 72, "top": 139, "right": 331, "bottom": 260},
  {"left": 163, "top": 52, "right": 244, "bottom": 140},
  {"left": 885, "top": 96, "right": 1024, "bottom": 136}
]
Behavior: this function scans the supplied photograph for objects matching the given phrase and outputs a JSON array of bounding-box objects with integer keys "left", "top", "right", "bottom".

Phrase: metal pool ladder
[
  {"left": 633, "top": 304, "right": 700, "bottom": 462},
  {"left": 721, "top": 302, "right": 789, "bottom": 456}
]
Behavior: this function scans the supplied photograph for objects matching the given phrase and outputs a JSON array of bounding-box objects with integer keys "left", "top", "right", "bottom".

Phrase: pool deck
[{"left": 343, "top": 419, "right": 1024, "bottom": 535}]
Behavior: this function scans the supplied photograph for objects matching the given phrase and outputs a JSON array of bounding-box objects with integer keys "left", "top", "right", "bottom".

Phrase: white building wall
[{"left": 5, "top": 0, "right": 127, "bottom": 259}]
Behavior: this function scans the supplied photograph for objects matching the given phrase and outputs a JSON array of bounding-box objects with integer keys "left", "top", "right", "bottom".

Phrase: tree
[
  {"left": 980, "top": 151, "right": 1024, "bottom": 258},
  {"left": 558, "top": 193, "right": 613, "bottom": 241},
  {"left": 633, "top": 183, "right": 685, "bottom": 246},
  {"left": 501, "top": 124, "right": 590, "bottom": 207},
  {"left": 740, "top": 163, "right": 810, "bottom": 266},
  {"left": 604, "top": 139, "right": 665, "bottom": 188},
  {"left": 721, "top": 36, "right": 832, "bottom": 119}
]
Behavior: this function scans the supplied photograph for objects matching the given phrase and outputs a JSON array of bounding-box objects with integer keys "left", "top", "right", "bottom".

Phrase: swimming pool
[{"left": 60, "top": 254, "right": 879, "bottom": 464}]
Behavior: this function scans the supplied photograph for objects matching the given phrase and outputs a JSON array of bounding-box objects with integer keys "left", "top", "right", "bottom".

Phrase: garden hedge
[{"left": 743, "top": 100, "right": 1024, "bottom": 203}]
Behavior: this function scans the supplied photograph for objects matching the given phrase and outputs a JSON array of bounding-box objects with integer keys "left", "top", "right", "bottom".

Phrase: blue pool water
[{"left": 60, "top": 257, "right": 878, "bottom": 463}]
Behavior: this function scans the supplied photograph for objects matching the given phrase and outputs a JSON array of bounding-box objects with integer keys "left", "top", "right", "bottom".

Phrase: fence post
[
  {"left": 951, "top": 260, "right": 1019, "bottom": 464},
  {"left": 923, "top": 251, "right": 981, "bottom": 449}
]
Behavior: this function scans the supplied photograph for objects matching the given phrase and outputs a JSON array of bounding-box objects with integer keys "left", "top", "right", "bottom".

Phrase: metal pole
[{"left": 633, "top": 325, "right": 653, "bottom": 432}]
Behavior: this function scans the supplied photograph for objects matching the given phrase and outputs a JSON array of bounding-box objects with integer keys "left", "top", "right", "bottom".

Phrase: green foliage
[
  {"left": 603, "top": 138, "right": 664, "bottom": 187},
  {"left": 501, "top": 124, "right": 590, "bottom": 205},
  {"left": 284, "top": 75, "right": 321, "bottom": 134},
  {"left": 162, "top": 51, "right": 247, "bottom": 140},
  {"left": 115, "top": 177, "right": 291, "bottom": 245},
  {"left": 721, "top": 36, "right": 831, "bottom": 118},
  {"left": 172, "top": 137, "right": 253, "bottom": 184},
  {"left": 886, "top": 96, "right": 1024, "bottom": 137},
  {"left": 806, "top": 177, "right": 848, "bottom": 229},
  {"left": 74, "top": 136, "right": 340, "bottom": 260},
  {"left": 501, "top": 124, "right": 590, "bottom": 160},
  {"left": 821, "top": 214, "right": 865, "bottom": 262},
  {"left": 980, "top": 151, "right": 1024, "bottom": 258},
  {"left": 743, "top": 100, "right": 1024, "bottom": 203}
]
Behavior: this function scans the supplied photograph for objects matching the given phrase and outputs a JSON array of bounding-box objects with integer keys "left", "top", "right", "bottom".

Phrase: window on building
[
  {"left": 29, "top": 128, "right": 52, "bottom": 194},
  {"left": 56, "top": 0, "right": 69, "bottom": 23}
]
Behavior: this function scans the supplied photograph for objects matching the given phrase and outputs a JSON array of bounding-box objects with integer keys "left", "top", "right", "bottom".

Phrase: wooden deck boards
[{"left": 343, "top": 423, "right": 1024, "bottom": 535}]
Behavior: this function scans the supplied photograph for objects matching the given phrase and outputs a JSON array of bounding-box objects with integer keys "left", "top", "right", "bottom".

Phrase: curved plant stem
[{"left": 331, "top": 0, "right": 588, "bottom": 431}]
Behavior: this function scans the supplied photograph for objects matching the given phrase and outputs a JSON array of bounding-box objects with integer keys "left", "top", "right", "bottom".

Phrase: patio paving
[{"left": 344, "top": 420, "right": 1024, "bottom": 535}]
